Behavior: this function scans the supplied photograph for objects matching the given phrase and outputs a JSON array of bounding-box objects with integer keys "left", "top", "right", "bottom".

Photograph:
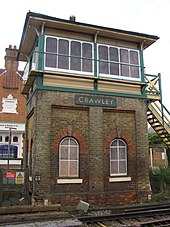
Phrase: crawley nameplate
[{"left": 75, "top": 95, "right": 116, "bottom": 107}]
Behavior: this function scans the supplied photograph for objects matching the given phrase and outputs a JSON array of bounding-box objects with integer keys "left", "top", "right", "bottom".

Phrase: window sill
[
  {"left": 57, "top": 179, "right": 83, "bottom": 184},
  {"left": 109, "top": 177, "right": 131, "bottom": 182}
]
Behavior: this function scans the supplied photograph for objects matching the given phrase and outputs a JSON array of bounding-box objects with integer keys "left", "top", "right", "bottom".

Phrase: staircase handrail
[
  {"left": 145, "top": 73, "right": 162, "bottom": 99},
  {"left": 149, "top": 101, "right": 170, "bottom": 127}
]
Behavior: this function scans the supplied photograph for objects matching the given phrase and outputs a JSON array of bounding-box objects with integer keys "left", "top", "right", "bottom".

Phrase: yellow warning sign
[{"left": 16, "top": 172, "right": 24, "bottom": 184}]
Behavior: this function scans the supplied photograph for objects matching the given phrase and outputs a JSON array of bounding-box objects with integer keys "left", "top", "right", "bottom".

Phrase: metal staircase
[{"left": 145, "top": 73, "right": 170, "bottom": 148}]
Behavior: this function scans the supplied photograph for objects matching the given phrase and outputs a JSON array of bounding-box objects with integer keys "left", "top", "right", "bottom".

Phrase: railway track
[
  {"left": 78, "top": 203, "right": 170, "bottom": 226},
  {"left": 0, "top": 202, "right": 170, "bottom": 226}
]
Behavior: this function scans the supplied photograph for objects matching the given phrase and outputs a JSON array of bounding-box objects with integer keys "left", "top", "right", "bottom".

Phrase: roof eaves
[{"left": 27, "top": 11, "right": 159, "bottom": 41}]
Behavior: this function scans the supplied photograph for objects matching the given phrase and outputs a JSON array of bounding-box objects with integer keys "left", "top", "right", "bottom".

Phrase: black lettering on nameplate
[{"left": 75, "top": 95, "right": 116, "bottom": 107}]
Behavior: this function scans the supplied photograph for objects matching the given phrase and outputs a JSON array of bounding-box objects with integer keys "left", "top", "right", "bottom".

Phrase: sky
[{"left": 1, "top": 0, "right": 170, "bottom": 109}]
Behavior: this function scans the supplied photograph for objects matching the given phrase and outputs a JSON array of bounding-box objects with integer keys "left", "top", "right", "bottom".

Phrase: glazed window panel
[
  {"left": 98, "top": 44, "right": 140, "bottom": 80},
  {"left": 99, "top": 45, "right": 109, "bottom": 74},
  {"left": 5, "top": 136, "right": 9, "bottom": 143},
  {"left": 70, "top": 41, "right": 81, "bottom": 71},
  {"left": 111, "top": 161, "right": 118, "bottom": 174},
  {"left": 119, "top": 161, "right": 126, "bottom": 174},
  {"left": 110, "top": 62, "right": 119, "bottom": 75},
  {"left": 70, "top": 161, "right": 78, "bottom": 176},
  {"left": 59, "top": 137, "right": 79, "bottom": 177},
  {"left": 60, "top": 146, "right": 69, "bottom": 159},
  {"left": 119, "top": 147, "right": 126, "bottom": 159},
  {"left": 130, "top": 66, "right": 139, "bottom": 78},
  {"left": 45, "top": 36, "right": 94, "bottom": 75},
  {"left": 13, "top": 136, "right": 18, "bottom": 143},
  {"left": 82, "top": 43, "right": 92, "bottom": 72},
  {"left": 70, "top": 147, "right": 78, "bottom": 159},
  {"left": 130, "top": 50, "right": 139, "bottom": 65},
  {"left": 58, "top": 39, "right": 69, "bottom": 69},
  {"left": 110, "top": 139, "right": 127, "bottom": 176},
  {"left": 60, "top": 161, "right": 68, "bottom": 177},
  {"left": 110, "top": 147, "right": 118, "bottom": 159},
  {"left": 45, "top": 37, "right": 57, "bottom": 68}
]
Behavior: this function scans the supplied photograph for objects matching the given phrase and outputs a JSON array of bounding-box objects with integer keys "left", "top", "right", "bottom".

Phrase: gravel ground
[{"left": 1, "top": 218, "right": 83, "bottom": 227}]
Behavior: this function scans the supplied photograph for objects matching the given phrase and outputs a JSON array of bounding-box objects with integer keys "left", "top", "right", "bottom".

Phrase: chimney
[
  {"left": 69, "top": 15, "right": 76, "bottom": 22},
  {"left": 3, "top": 45, "right": 19, "bottom": 88},
  {"left": 5, "top": 45, "right": 19, "bottom": 72}
]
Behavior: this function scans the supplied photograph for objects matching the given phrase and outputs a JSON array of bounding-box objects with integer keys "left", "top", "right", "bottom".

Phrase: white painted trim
[
  {"left": 57, "top": 179, "right": 83, "bottom": 184},
  {"left": 109, "top": 177, "right": 131, "bottom": 182}
]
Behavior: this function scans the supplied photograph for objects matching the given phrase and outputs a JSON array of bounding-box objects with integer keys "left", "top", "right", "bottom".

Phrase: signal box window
[{"left": 45, "top": 36, "right": 93, "bottom": 75}]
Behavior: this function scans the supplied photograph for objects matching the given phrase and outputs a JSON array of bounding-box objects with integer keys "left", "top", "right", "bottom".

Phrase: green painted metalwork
[
  {"left": 38, "top": 34, "right": 44, "bottom": 71},
  {"left": 35, "top": 84, "right": 147, "bottom": 99},
  {"left": 139, "top": 48, "right": 145, "bottom": 83}
]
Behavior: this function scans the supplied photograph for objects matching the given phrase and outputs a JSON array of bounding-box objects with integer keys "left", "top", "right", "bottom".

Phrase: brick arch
[
  {"left": 103, "top": 130, "right": 135, "bottom": 155},
  {"left": 51, "top": 129, "right": 87, "bottom": 155}
]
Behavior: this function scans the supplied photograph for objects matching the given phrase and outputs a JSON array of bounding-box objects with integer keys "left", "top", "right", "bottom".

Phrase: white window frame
[
  {"left": 44, "top": 35, "right": 94, "bottom": 76},
  {"left": 59, "top": 137, "right": 79, "bottom": 178},
  {"left": 97, "top": 43, "right": 141, "bottom": 81},
  {"left": 110, "top": 139, "right": 127, "bottom": 176}
]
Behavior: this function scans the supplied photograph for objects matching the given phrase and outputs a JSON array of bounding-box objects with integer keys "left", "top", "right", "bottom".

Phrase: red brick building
[{"left": 0, "top": 45, "right": 26, "bottom": 168}]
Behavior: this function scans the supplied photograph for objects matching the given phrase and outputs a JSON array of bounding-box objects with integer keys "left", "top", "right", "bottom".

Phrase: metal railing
[{"left": 22, "top": 50, "right": 142, "bottom": 83}]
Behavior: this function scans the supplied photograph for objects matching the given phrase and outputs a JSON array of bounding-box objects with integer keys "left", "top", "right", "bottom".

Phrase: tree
[{"left": 148, "top": 132, "right": 164, "bottom": 145}]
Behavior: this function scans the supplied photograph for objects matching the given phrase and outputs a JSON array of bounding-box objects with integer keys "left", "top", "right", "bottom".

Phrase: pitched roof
[{"left": 18, "top": 11, "right": 159, "bottom": 61}]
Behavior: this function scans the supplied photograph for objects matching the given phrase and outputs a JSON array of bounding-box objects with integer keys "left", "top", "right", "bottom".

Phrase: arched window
[
  {"left": 110, "top": 139, "right": 127, "bottom": 176},
  {"left": 59, "top": 137, "right": 79, "bottom": 177}
]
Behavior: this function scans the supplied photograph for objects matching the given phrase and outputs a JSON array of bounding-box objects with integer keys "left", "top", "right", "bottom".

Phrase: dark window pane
[
  {"left": 46, "top": 37, "right": 57, "bottom": 52},
  {"left": 70, "top": 41, "right": 81, "bottom": 71},
  {"left": 110, "top": 63, "right": 119, "bottom": 75},
  {"left": 70, "top": 161, "right": 78, "bottom": 176},
  {"left": 111, "top": 161, "right": 118, "bottom": 174},
  {"left": 99, "top": 46, "right": 108, "bottom": 60},
  {"left": 70, "top": 147, "right": 78, "bottom": 160},
  {"left": 130, "top": 50, "right": 139, "bottom": 65},
  {"left": 118, "top": 140, "right": 125, "bottom": 146},
  {"left": 13, "top": 136, "right": 18, "bottom": 142},
  {"left": 82, "top": 43, "right": 92, "bottom": 72},
  {"left": 60, "top": 146, "right": 68, "bottom": 159},
  {"left": 119, "top": 148, "right": 126, "bottom": 159},
  {"left": 46, "top": 53, "right": 57, "bottom": 68},
  {"left": 58, "top": 39, "right": 69, "bottom": 69},
  {"left": 119, "top": 161, "right": 126, "bottom": 173},
  {"left": 70, "top": 139, "right": 77, "bottom": 146},
  {"left": 130, "top": 66, "right": 139, "bottom": 78},
  {"left": 121, "top": 64, "right": 129, "bottom": 77},
  {"left": 120, "top": 49, "right": 129, "bottom": 63},
  {"left": 5, "top": 136, "right": 9, "bottom": 142},
  {"left": 62, "top": 139, "right": 69, "bottom": 146},
  {"left": 45, "top": 38, "right": 57, "bottom": 68},
  {"left": 99, "top": 62, "right": 109, "bottom": 74},
  {"left": 111, "top": 140, "right": 117, "bottom": 146},
  {"left": 110, "top": 148, "right": 118, "bottom": 159},
  {"left": 110, "top": 47, "right": 119, "bottom": 61},
  {"left": 0, "top": 136, "right": 2, "bottom": 142},
  {"left": 60, "top": 161, "right": 68, "bottom": 176}
]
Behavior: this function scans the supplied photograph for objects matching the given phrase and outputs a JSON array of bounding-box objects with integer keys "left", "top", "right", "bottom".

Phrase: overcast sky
[{"left": 1, "top": 0, "right": 170, "bottom": 109}]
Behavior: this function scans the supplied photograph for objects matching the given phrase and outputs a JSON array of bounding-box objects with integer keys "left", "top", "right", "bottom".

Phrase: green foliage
[
  {"left": 151, "top": 191, "right": 168, "bottom": 202},
  {"left": 150, "top": 166, "right": 170, "bottom": 201},
  {"left": 155, "top": 166, "right": 170, "bottom": 185},
  {"left": 148, "top": 132, "right": 164, "bottom": 145}
]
